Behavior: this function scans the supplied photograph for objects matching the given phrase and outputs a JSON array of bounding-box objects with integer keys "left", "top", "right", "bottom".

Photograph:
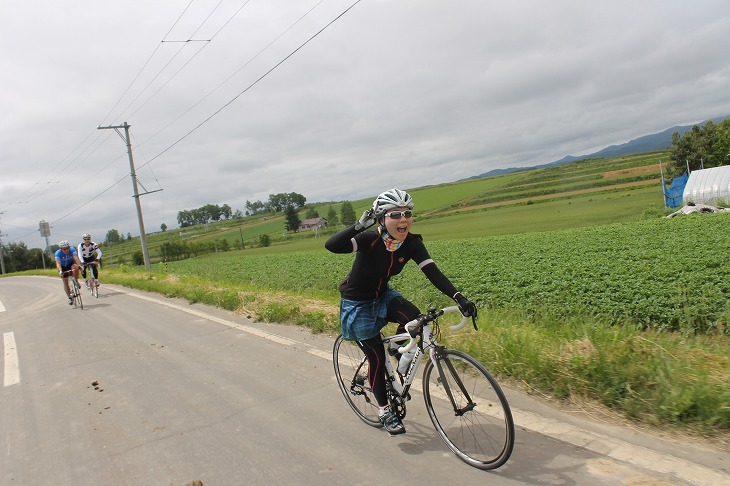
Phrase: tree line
[
  {"left": 177, "top": 203, "right": 236, "bottom": 228},
  {"left": 245, "top": 192, "right": 306, "bottom": 215},
  {"left": 0, "top": 242, "right": 53, "bottom": 272},
  {"left": 667, "top": 118, "right": 730, "bottom": 177}
]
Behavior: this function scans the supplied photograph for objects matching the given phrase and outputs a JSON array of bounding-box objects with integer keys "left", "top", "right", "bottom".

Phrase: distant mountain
[{"left": 471, "top": 115, "right": 730, "bottom": 179}]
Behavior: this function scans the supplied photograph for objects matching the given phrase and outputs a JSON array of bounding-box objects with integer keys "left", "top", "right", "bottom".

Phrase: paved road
[{"left": 1, "top": 276, "right": 728, "bottom": 485}]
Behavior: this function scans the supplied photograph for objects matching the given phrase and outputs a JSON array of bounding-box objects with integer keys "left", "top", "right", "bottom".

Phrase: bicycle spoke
[
  {"left": 424, "top": 349, "right": 514, "bottom": 470},
  {"left": 333, "top": 335, "right": 381, "bottom": 427}
]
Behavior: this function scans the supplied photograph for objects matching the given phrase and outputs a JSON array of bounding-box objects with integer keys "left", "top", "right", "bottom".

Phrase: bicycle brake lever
[
  {"left": 471, "top": 315, "right": 478, "bottom": 331},
  {"left": 408, "top": 317, "right": 424, "bottom": 338}
]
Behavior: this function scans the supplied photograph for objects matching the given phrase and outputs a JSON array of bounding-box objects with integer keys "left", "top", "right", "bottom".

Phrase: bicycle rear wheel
[
  {"left": 423, "top": 349, "right": 514, "bottom": 470},
  {"left": 333, "top": 335, "right": 381, "bottom": 428}
]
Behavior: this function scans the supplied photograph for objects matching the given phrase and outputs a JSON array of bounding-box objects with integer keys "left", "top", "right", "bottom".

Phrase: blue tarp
[{"left": 665, "top": 172, "right": 689, "bottom": 208}]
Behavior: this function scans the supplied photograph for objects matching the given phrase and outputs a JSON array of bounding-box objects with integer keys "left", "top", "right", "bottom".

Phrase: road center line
[
  {"left": 122, "top": 288, "right": 728, "bottom": 485},
  {"left": 3, "top": 332, "right": 20, "bottom": 387}
]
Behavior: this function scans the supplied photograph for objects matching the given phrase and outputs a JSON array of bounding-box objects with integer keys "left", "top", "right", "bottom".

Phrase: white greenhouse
[{"left": 682, "top": 165, "right": 730, "bottom": 206}]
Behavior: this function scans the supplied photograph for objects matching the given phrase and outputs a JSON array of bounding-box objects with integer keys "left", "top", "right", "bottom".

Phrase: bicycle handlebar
[{"left": 397, "top": 306, "right": 470, "bottom": 354}]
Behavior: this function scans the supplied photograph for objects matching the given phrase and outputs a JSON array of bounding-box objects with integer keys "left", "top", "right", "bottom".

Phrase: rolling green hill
[{"left": 103, "top": 150, "right": 668, "bottom": 264}]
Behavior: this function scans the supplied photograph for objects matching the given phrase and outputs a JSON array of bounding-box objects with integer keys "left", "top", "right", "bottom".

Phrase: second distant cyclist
[{"left": 78, "top": 233, "right": 102, "bottom": 286}]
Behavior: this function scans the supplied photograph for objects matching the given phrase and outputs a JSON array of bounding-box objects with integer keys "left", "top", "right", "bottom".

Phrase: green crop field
[{"left": 159, "top": 212, "right": 729, "bottom": 334}]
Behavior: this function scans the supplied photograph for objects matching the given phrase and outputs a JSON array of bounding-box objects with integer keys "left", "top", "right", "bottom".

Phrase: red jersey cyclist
[
  {"left": 54, "top": 240, "right": 84, "bottom": 305},
  {"left": 325, "top": 188, "right": 477, "bottom": 436},
  {"left": 78, "top": 233, "right": 102, "bottom": 287}
]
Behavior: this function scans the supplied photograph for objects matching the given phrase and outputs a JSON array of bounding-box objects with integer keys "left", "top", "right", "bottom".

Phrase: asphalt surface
[{"left": 1, "top": 275, "right": 729, "bottom": 485}]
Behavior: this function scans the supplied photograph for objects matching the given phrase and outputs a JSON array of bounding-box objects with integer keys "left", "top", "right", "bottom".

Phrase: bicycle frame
[
  {"left": 61, "top": 267, "right": 83, "bottom": 309},
  {"left": 83, "top": 261, "right": 99, "bottom": 297},
  {"left": 382, "top": 306, "right": 469, "bottom": 402}
]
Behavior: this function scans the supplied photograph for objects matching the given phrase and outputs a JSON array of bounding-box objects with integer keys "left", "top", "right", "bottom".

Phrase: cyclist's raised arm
[{"left": 325, "top": 223, "right": 371, "bottom": 254}]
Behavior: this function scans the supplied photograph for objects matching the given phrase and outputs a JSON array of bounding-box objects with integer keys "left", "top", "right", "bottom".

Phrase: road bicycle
[
  {"left": 62, "top": 269, "right": 83, "bottom": 309},
  {"left": 83, "top": 261, "right": 100, "bottom": 298},
  {"left": 333, "top": 305, "right": 514, "bottom": 470}
]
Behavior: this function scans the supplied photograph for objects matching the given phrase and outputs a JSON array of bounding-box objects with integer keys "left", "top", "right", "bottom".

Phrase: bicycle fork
[{"left": 433, "top": 347, "right": 477, "bottom": 416}]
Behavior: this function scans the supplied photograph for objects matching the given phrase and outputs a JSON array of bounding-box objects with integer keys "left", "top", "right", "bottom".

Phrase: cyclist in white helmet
[
  {"left": 78, "top": 233, "right": 102, "bottom": 287},
  {"left": 54, "top": 240, "right": 84, "bottom": 305},
  {"left": 325, "top": 188, "right": 477, "bottom": 436}
]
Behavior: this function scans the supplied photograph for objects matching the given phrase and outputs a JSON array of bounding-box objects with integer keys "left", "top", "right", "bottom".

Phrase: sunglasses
[
  {"left": 385, "top": 210, "right": 413, "bottom": 219},
  {"left": 83, "top": 238, "right": 90, "bottom": 240}
]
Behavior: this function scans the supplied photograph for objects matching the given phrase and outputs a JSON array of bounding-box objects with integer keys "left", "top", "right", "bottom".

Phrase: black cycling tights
[{"left": 356, "top": 296, "right": 420, "bottom": 408}]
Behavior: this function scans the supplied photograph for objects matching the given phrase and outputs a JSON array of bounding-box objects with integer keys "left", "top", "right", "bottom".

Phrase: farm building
[
  {"left": 299, "top": 217, "right": 327, "bottom": 231},
  {"left": 682, "top": 165, "right": 730, "bottom": 206}
]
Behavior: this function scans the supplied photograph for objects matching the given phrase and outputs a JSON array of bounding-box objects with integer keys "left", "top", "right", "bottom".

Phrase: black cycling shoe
[
  {"left": 379, "top": 407, "right": 406, "bottom": 436},
  {"left": 68, "top": 298, "right": 73, "bottom": 305}
]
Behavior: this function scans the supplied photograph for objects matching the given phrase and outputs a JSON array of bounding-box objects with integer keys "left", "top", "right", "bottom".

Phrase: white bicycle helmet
[
  {"left": 82, "top": 233, "right": 91, "bottom": 239},
  {"left": 372, "top": 188, "right": 414, "bottom": 217},
  {"left": 58, "top": 240, "right": 70, "bottom": 248}
]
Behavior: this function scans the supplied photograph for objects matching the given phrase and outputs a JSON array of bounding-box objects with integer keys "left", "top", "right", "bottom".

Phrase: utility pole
[
  {"left": 38, "top": 220, "right": 51, "bottom": 270},
  {"left": 0, "top": 212, "right": 6, "bottom": 274},
  {"left": 0, "top": 239, "right": 6, "bottom": 275},
  {"left": 97, "top": 122, "right": 151, "bottom": 269}
]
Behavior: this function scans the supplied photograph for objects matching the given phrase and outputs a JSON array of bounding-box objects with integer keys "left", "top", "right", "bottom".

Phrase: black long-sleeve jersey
[{"left": 325, "top": 225, "right": 458, "bottom": 301}]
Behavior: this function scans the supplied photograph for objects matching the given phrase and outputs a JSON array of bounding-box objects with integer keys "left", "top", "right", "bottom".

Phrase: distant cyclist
[
  {"left": 325, "top": 188, "right": 477, "bottom": 436},
  {"left": 54, "top": 240, "right": 84, "bottom": 305},
  {"left": 77, "top": 233, "right": 102, "bottom": 287}
]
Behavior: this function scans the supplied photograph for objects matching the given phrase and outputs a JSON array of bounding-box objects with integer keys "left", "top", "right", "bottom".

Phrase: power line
[
  {"left": 98, "top": 0, "right": 198, "bottom": 127},
  {"left": 7, "top": 1, "right": 363, "bottom": 242},
  {"left": 107, "top": 0, "right": 253, "bottom": 126},
  {"left": 124, "top": 0, "right": 255, "bottom": 122},
  {"left": 137, "top": 0, "right": 327, "bottom": 148},
  {"left": 141, "top": 0, "right": 364, "bottom": 168}
]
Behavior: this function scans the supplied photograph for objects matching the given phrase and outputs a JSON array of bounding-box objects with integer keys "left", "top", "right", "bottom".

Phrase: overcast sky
[{"left": 2, "top": 0, "right": 729, "bottom": 250}]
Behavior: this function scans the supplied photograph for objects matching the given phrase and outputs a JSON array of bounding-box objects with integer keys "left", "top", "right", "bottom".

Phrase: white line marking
[
  {"left": 0, "top": 299, "right": 6, "bottom": 312},
  {"left": 3, "top": 332, "right": 20, "bottom": 387},
  {"left": 121, "top": 288, "right": 728, "bottom": 486}
]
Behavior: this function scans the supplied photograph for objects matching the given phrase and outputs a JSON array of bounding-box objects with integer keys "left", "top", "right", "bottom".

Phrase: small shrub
[{"left": 132, "top": 250, "right": 144, "bottom": 266}]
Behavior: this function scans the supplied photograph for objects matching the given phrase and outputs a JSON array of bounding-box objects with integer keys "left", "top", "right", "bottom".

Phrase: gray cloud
[{"left": 1, "top": 0, "right": 729, "bottom": 249}]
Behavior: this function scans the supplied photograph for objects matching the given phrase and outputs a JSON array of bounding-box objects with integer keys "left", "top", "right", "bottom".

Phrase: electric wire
[
  {"left": 98, "top": 0, "right": 197, "bottom": 127},
  {"left": 141, "top": 0, "right": 363, "bottom": 169},
  {"left": 137, "top": 0, "right": 326, "bottom": 147},
  {"left": 4, "top": 1, "right": 206, "bottom": 231},
  {"left": 7, "top": 0, "right": 204, "bottom": 208},
  {"left": 6, "top": 0, "right": 362, "bottom": 243},
  {"left": 123, "top": 0, "right": 254, "bottom": 122}
]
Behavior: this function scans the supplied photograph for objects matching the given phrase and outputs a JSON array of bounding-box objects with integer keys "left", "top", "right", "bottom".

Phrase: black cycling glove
[{"left": 454, "top": 292, "right": 478, "bottom": 319}]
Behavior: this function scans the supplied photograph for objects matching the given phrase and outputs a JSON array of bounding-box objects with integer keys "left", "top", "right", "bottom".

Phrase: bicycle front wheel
[
  {"left": 423, "top": 349, "right": 514, "bottom": 470},
  {"left": 73, "top": 280, "right": 84, "bottom": 310},
  {"left": 333, "top": 335, "right": 381, "bottom": 428},
  {"left": 91, "top": 280, "right": 99, "bottom": 298}
]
